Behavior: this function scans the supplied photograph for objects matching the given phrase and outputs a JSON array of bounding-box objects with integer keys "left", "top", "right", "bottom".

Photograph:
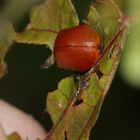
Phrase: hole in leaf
[
  {"left": 73, "top": 98, "right": 83, "bottom": 106},
  {"left": 64, "top": 130, "right": 68, "bottom": 140},
  {"left": 96, "top": 70, "right": 103, "bottom": 80},
  {"left": 72, "top": 0, "right": 92, "bottom": 22}
]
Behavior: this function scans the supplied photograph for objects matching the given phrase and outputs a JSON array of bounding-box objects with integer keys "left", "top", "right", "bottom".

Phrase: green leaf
[
  {"left": 45, "top": 1, "right": 128, "bottom": 139},
  {"left": 0, "top": 20, "right": 15, "bottom": 78},
  {"left": 15, "top": 0, "right": 79, "bottom": 51},
  {"left": 46, "top": 39, "right": 125, "bottom": 140},
  {"left": 87, "top": 0, "right": 120, "bottom": 45},
  {"left": 47, "top": 77, "right": 76, "bottom": 123},
  {"left": 7, "top": 132, "right": 22, "bottom": 140}
]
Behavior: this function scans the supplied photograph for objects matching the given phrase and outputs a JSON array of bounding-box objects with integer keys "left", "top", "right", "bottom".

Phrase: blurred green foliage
[{"left": 120, "top": 0, "right": 140, "bottom": 88}]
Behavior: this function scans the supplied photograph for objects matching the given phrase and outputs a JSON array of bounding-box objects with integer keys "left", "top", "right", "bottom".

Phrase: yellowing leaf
[
  {"left": 44, "top": 1, "right": 128, "bottom": 139},
  {"left": 13, "top": 0, "right": 128, "bottom": 139},
  {"left": 15, "top": 0, "right": 79, "bottom": 51},
  {"left": 46, "top": 34, "right": 126, "bottom": 139}
]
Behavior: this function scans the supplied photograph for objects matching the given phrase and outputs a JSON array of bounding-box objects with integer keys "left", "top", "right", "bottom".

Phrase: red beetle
[{"left": 54, "top": 24, "right": 102, "bottom": 72}]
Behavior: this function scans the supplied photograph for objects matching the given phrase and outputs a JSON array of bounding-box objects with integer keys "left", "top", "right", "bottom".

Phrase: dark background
[{"left": 0, "top": 0, "right": 140, "bottom": 139}]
